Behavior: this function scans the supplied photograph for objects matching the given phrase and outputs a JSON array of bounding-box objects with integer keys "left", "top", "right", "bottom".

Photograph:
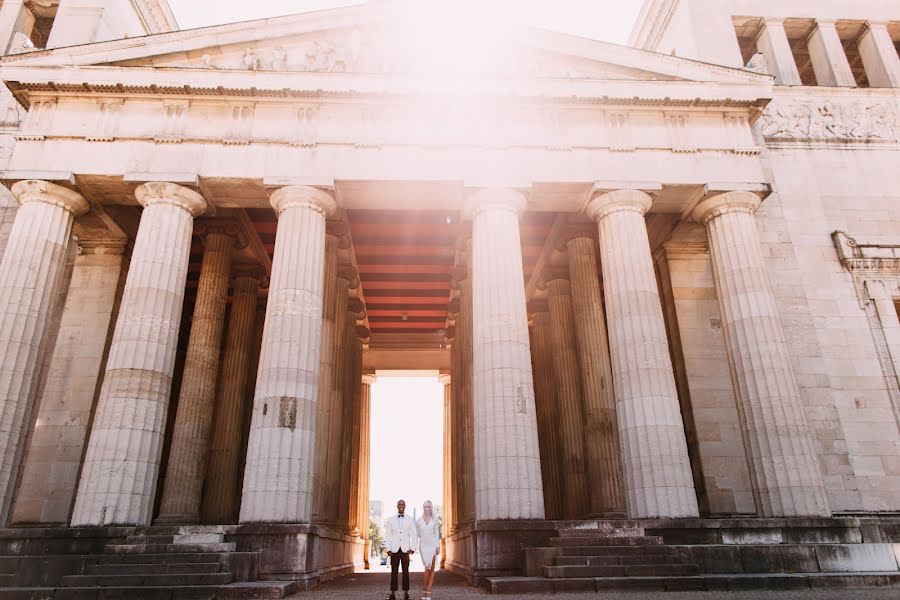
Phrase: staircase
[
  {"left": 487, "top": 522, "right": 900, "bottom": 593},
  {"left": 1, "top": 526, "right": 302, "bottom": 599}
]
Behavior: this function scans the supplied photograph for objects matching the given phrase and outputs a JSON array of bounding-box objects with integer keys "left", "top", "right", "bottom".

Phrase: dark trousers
[{"left": 390, "top": 550, "right": 410, "bottom": 592}]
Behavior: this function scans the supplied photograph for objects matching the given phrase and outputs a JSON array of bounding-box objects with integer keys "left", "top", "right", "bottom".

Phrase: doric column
[
  {"left": 527, "top": 302, "right": 562, "bottom": 520},
  {"left": 454, "top": 247, "right": 475, "bottom": 524},
  {"left": 72, "top": 182, "right": 206, "bottom": 526},
  {"left": 312, "top": 225, "right": 342, "bottom": 522},
  {"left": 12, "top": 238, "right": 125, "bottom": 525},
  {"left": 756, "top": 18, "right": 802, "bottom": 85},
  {"left": 858, "top": 21, "right": 900, "bottom": 88},
  {"left": 807, "top": 20, "right": 856, "bottom": 87},
  {"left": 439, "top": 372, "right": 451, "bottom": 564},
  {"left": 693, "top": 192, "right": 830, "bottom": 517},
  {"left": 158, "top": 222, "right": 243, "bottom": 523},
  {"left": 446, "top": 318, "right": 461, "bottom": 530},
  {"left": 543, "top": 269, "right": 589, "bottom": 518},
  {"left": 565, "top": 231, "right": 626, "bottom": 515},
  {"left": 239, "top": 186, "right": 336, "bottom": 524},
  {"left": 202, "top": 268, "right": 263, "bottom": 524},
  {"left": 0, "top": 180, "right": 88, "bottom": 523},
  {"left": 469, "top": 188, "right": 544, "bottom": 520},
  {"left": 586, "top": 189, "right": 698, "bottom": 519}
]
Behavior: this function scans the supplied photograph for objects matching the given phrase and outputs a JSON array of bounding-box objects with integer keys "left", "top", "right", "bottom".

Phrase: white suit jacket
[{"left": 384, "top": 513, "right": 418, "bottom": 553}]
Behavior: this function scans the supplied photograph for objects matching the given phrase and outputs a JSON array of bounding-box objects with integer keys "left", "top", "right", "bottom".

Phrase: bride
[{"left": 415, "top": 500, "right": 441, "bottom": 599}]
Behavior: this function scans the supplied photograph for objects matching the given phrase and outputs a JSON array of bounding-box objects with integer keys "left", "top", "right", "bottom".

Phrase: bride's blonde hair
[{"left": 423, "top": 500, "right": 434, "bottom": 518}]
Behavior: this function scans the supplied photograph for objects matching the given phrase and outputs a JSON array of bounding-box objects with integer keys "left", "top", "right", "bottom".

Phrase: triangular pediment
[{"left": 0, "top": 2, "right": 770, "bottom": 87}]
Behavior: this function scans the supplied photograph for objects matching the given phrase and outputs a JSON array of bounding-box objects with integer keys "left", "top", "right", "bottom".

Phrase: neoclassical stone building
[{"left": 0, "top": 0, "right": 898, "bottom": 594}]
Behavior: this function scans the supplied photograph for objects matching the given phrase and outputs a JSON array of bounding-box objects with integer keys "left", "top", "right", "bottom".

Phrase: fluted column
[
  {"left": 693, "top": 192, "right": 830, "bottom": 517},
  {"left": 202, "top": 269, "right": 263, "bottom": 524},
  {"left": 312, "top": 227, "right": 341, "bottom": 522},
  {"left": 158, "top": 223, "right": 243, "bottom": 523},
  {"left": 239, "top": 186, "right": 336, "bottom": 523},
  {"left": 455, "top": 252, "right": 475, "bottom": 525},
  {"left": 72, "top": 182, "right": 207, "bottom": 526},
  {"left": 342, "top": 312, "right": 364, "bottom": 532},
  {"left": 359, "top": 370, "right": 375, "bottom": 568},
  {"left": 439, "top": 372, "right": 451, "bottom": 564},
  {"left": 565, "top": 232, "right": 626, "bottom": 515},
  {"left": 527, "top": 303, "right": 562, "bottom": 520},
  {"left": 544, "top": 270, "right": 589, "bottom": 518},
  {"left": 0, "top": 180, "right": 88, "bottom": 523},
  {"left": 469, "top": 188, "right": 544, "bottom": 520},
  {"left": 446, "top": 318, "right": 461, "bottom": 530},
  {"left": 586, "top": 189, "right": 698, "bottom": 519}
]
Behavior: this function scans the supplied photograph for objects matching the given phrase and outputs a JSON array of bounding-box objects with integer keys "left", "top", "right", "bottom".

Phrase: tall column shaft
[
  {"left": 323, "top": 271, "right": 352, "bottom": 524},
  {"left": 344, "top": 327, "right": 363, "bottom": 532},
  {"left": 457, "top": 253, "right": 475, "bottom": 524},
  {"left": 527, "top": 308, "right": 562, "bottom": 519},
  {"left": 158, "top": 228, "right": 238, "bottom": 523},
  {"left": 566, "top": 234, "right": 626, "bottom": 515},
  {"left": 439, "top": 372, "right": 451, "bottom": 562},
  {"left": 359, "top": 373, "right": 374, "bottom": 566},
  {"left": 694, "top": 192, "right": 830, "bottom": 517},
  {"left": 545, "top": 276, "right": 590, "bottom": 518},
  {"left": 72, "top": 182, "right": 206, "bottom": 526},
  {"left": 447, "top": 328, "right": 461, "bottom": 529},
  {"left": 469, "top": 188, "right": 544, "bottom": 520},
  {"left": 0, "top": 180, "right": 88, "bottom": 523},
  {"left": 587, "top": 190, "right": 698, "bottom": 519},
  {"left": 312, "top": 233, "right": 339, "bottom": 522},
  {"left": 13, "top": 239, "right": 125, "bottom": 525},
  {"left": 239, "top": 186, "right": 336, "bottom": 523},
  {"left": 202, "top": 272, "right": 261, "bottom": 524}
]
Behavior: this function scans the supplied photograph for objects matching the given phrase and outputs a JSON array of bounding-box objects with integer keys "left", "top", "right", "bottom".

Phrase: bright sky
[
  {"left": 369, "top": 375, "right": 443, "bottom": 525},
  {"left": 168, "top": 0, "right": 644, "bottom": 45}
]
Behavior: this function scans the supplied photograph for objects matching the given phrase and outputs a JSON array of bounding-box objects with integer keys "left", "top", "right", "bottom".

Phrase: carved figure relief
[
  {"left": 304, "top": 40, "right": 346, "bottom": 72},
  {"left": 241, "top": 48, "right": 261, "bottom": 71},
  {"left": 759, "top": 99, "right": 900, "bottom": 142}
]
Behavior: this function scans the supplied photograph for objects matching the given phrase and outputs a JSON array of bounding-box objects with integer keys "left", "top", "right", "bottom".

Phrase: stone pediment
[{"left": 0, "top": 2, "right": 770, "bottom": 87}]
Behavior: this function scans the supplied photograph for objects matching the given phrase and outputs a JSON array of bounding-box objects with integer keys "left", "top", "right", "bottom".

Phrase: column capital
[
  {"left": 136, "top": 182, "right": 207, "bottom": 216},
  {"left": 586, "top": 189, "right": 652, "bottom": 222},
  {"left": 557, "top": 224, "right": 596, "bottom": 250},
  {"left": 356, "top": 325, "right": 371, "bottom": 341},
  {"left": 865, "top": 20, "right": 890, "bottom": 31},
  {"left": 465, "top": 188, "right": 527, "bottom": 218},
  {"left": 270, "top": 185, "right": 336, "bottom": 217},
  {"left": 692, "top": 191, "right": 761, "bottom": 225},
  {"left": 11, "top": 180, "right": 90, "bottom": 216},
  {"left": 526, "top": 299, "right": 550, "bottom": 315},
  {"left": 347, "top": 296, "right": 366, "bottom": 318},
  {"left": 195, "top": 220, "right": 248, "bottom": 249},
  {"left": 362, "top": 373, "right": 377, "bottom": 385},
  {"left": 232, "top": 266, "right": 268, "bottom": 290},
  {"left": 761, "top": 16, "right": 786, "bottom": 28},
  {"left": 814, "top": 18, "right": 838, "bottom": 27},
  {"left": 439, "top": 373, "right": 451, "bottom": 386},
  {"left": 337, "top": 264, "right": 360, "bottom": 287},
  {"left": 539, "top": 265, "right": 570, "bottom": 289}
]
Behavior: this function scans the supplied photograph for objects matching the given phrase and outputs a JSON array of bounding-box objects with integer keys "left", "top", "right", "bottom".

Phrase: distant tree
[{"left": 369, "top": 518, "right": 383, "bottom": 555}]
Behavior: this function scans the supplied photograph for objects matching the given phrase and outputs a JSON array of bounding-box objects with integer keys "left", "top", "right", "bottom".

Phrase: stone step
[
  {"left": 217, "top": 581, "right": 302, "bottom": 599},
  {"left": 554, "top": 554, "right": 680, "bottom": 566},
  {"left": 556, "top": 527, "right": 645, "bottom": 537},
  {"left": 0, "top": 586, "right": 221, "bottom": 599},
  {"left": 61, "top": 572, "right": 234, "bottom": 587},
  {"left": 543, "top": 563, "right": 700, "bottom": 578},
  {"left": 86, "top": 562, "right": 224, "bottom": 575},
  {"left": 556, "top": 544, "right": 673, "bottom": 556},
  {"left": 106, "top": 542, "right": 237, "bottom": 554},
  {"left": 87, "top": 552, "right": 223, "bottom": 564},
  {"left": 547, "top": 536, "right": 663, "bottom": 546},
  {"left": 486, "top": 572, "right": 900, "bottom": 594}
]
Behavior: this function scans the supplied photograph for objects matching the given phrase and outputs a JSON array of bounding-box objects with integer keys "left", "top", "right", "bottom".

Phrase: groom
[{"left": 384, "top": 499, "right": 417, "bottom": 600}]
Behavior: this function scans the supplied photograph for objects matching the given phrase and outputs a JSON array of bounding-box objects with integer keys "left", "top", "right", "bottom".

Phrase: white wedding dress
[{"left": 416, "top": 516, "right": 440, "bottom": 570}]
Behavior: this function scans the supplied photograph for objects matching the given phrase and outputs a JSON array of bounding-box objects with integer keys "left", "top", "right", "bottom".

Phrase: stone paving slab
[{"left": 293, "top": 572, "right": 900, "bottom": 599}]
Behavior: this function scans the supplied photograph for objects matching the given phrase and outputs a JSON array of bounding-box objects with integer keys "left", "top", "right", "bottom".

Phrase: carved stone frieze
[{"left": 760, "top": 99, "right": 900, "bottom": 142}]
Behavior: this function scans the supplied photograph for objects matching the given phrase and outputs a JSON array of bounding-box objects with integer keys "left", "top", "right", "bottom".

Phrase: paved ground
[{"left": 291, "top": 572, "right": 900, "bottom": 599}]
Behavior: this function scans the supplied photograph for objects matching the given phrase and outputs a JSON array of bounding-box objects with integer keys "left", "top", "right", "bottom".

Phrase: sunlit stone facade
[{"left": 0, "top": 0, "right": 898, "bottom": 589}]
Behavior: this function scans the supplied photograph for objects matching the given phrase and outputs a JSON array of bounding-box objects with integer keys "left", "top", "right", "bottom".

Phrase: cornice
[
  {"left": 628, "top": 0, "right": 679, "bottom": 51},
  {"left": 130, "top": 0, "right": 179, "bottom": 34}
]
